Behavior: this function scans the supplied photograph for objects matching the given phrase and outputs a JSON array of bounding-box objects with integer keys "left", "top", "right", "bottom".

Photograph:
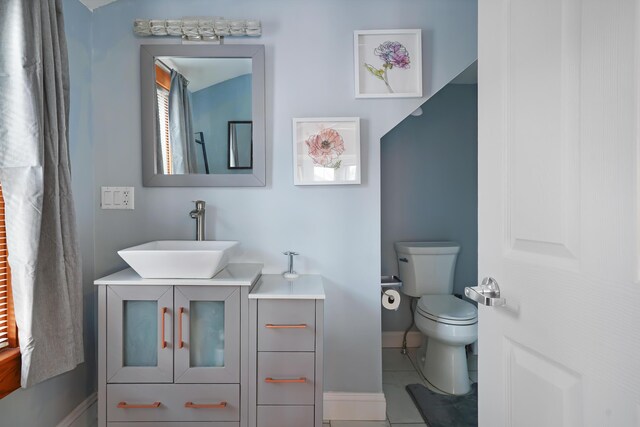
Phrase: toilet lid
[{"left": 417, "top": 295, "right": 477, "bottom": 321}]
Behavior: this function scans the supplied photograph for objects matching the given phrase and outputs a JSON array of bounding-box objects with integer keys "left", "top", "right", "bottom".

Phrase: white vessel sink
[{"left": 118, "top": 240, "right": 239, "bottom": 279}]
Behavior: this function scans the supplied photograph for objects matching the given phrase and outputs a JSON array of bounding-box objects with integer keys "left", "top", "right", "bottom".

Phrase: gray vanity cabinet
[
  {"left": 106, "top": 285, "right": 174, "bottom": 383},
  {"left": 105, "top": 285, "right": 239, "bottom": 385},
  {"left": 101, "top": 284, "right": 244, "bottom": 426},
  {"left": 96, "top": 264, "right": 263, "bottom": 427},
  {"left": 257, "top": 300, "right": 316, "bottom": 351},
  {"left": 174, "top": 286, "right": 240, "bottom": 384},
  {"left": 248, "top": 275, "right": 325, "bottom": 427}
]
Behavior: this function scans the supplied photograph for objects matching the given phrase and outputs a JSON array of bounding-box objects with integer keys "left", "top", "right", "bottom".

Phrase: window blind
[
  {"left": 0, "top": 184, "right": 10, "bottom": 350},
  {"left": 157, "top": 86, "right": 172, "bottom": 174}
]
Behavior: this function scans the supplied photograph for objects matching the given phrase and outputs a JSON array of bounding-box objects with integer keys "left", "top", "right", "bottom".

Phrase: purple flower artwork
[
  {"left": 364, "top": 40, "right": 411, "bottom": 93},
  {"left": 305, "top": 128, "right": 345, "bottom": 169}
]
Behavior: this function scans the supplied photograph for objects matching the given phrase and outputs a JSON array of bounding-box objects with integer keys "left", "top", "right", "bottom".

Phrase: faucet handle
[{"left": 283, "top": 251, "right": 299, "bottom": 280}]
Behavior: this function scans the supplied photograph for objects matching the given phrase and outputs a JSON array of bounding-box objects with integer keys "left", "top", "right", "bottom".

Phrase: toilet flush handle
[
  {"left": 465, "top": 277, "right": 506, "bottom": 307},
  {"left": 398, "top": 257, "right": 409, "bottom": 263}
]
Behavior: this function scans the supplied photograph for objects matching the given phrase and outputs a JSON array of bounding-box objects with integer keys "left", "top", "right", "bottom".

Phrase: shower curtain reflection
[{"left": 168, "top": 70, "right": 199, "bottom": 174}]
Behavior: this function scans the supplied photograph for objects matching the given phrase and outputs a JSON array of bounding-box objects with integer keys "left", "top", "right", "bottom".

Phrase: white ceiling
[
  {"left": 79, "top": 0, "right": 118, "bottom": 10},
  {"left": 158, "top": 57, "right": 252, "bottom": 92}
]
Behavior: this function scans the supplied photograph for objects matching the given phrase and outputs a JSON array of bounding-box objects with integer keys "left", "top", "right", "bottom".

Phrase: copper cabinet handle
[
  {"left": 265, "top": 377, "right": 307, "bottom": 383},
  {"left": 161, "top": 307, "right": 168, "bottom": 349},
  {"left": 178, "top": 307, "right": 185, "bottom": 349},
  {"left": 117, "top": 401, "right": 161, "bottom": 409},
  {"left": 264, "top": 324, "right": 307, "bottom": 329},
  {"left": 185, "top": 401, "right": 227, "bottom": 409}
]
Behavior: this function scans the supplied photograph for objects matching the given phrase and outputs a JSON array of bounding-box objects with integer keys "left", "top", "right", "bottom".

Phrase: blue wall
[
  {"left": 91, "top": 0, "right": 477, "bottom": 395},
  {"left": 191, "top": 74, "right": 252, "bottom": 174},
  {"left": 381, "top": 84, "right": 478, "bottom": 331},
  {"left": 0, "top": 1, "right": 477, "bottom": 423},
  {"left": 0, "top": 0, "right": 96, "bottom": 424}
]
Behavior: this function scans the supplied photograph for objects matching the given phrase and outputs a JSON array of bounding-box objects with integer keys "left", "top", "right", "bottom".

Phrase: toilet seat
[{"left": 417, "top": 295, "right": 477, "bottom": 326}]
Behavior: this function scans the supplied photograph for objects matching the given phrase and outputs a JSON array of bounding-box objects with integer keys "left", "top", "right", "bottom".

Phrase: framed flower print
[
  {"left": 354, "top": 29, "right": 422, "bottom": 98},
  {"left": 292, "top": 117, "right": 361, "bottom": 185}
]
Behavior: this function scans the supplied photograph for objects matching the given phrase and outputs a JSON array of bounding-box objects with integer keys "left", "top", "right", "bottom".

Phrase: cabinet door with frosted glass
[
  {"left": 106, "top": 285, "right": 173, "bottom": 383},
  {"left": 174, "top": 286, "right": 240, "bottom": 383}
]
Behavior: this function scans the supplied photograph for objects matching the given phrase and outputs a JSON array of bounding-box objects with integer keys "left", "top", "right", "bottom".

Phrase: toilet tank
[{"left": 394, "top": 242, "right": 460, "bottom": 297}]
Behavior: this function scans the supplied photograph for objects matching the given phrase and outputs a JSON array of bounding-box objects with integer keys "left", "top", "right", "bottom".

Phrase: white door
[{"left": 477, "top": 0, "right": 640, "bottom": 425}]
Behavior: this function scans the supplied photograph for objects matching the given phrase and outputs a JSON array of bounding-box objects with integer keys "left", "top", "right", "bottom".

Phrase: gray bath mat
[{"left": 406, "top": 382, "right": 478, "bottom": 427}]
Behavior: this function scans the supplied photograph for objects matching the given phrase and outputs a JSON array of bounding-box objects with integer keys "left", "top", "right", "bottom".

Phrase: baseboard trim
[
  {"left": 323, "top": 392, "right": 386, "bottom": 420},
  {"left": 381, "top": 330, "right": 423, "bottom": 348},
  {"left": 57, "top": 392, "right": 97, "bottom": 427}
]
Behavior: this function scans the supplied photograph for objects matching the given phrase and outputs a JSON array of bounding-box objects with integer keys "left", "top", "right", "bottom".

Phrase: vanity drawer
[
  {"left": 257, "top": 405, "right": 314, "bottom": 427},
  {"left": 257, "top": 352, "right": 315, "bottom": 405},
  {"left": 108, "top": 423, "right": 239, "bottom": 427},
  {"left": 258, "top": 300, "right": 316, "bottom": 351},
  {"left": 107, "top": 383, "right": 239, "bottom": 422}
]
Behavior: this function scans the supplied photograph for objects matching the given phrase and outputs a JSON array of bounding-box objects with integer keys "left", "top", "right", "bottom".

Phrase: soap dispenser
[{"left": 283, "top": 251, "right": 299, "bottom": 280}]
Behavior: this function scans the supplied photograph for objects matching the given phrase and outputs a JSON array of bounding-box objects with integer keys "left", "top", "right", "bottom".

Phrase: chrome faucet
[{"left": 189, "top": 200, "right": 206, "bottom": 241}]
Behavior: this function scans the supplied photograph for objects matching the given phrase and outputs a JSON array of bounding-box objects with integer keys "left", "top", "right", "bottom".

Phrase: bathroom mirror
[
  {"left": 140, "top": 44, "right": 265, "bottom": 186},
  {"left": 228, "top": 121, "right": 252, "bottom": 169}
]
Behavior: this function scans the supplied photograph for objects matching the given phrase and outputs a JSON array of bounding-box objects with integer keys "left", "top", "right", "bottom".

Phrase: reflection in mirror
[
  {"left": 228, "top": 121, "right": 252, "bottom": 169},
  {"left": 141, "top": 44, "right": 265, "bottom": 187},
  {"left": 195, "top": 132, "right": 210, "bottom": 174},
  {"left": 154, "top": 57, "right": 253, "bottom": 175}
]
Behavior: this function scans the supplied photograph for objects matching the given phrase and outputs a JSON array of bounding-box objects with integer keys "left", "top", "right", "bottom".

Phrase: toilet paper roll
[{"left": 382, "top": 289, "right": 401, "bottom": 311}]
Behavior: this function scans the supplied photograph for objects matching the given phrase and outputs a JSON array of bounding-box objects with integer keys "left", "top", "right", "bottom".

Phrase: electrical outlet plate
[{"left": 101, "top": 186, "right": 134, "bottom": 210}]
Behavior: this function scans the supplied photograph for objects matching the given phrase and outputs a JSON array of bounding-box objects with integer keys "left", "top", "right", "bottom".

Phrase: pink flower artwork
[{"left": 305, "top": 127, "right": 345, "bottom": 169}]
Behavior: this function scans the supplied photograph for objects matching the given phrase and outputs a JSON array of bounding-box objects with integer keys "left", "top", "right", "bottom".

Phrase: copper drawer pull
[
  {"left": 265, "top": 377, "right": 307, "bottom": 383},
  {"left": 264, "top": 324, "right": 307, "bottom": 329},
  {"left": 185, "top": 401, "right": 227, "bottom": 409},
  {"left": 117, "top": 401, "right": 161, "bottom": 409},
  {"left": 178, "top": 307, "right": 185, "bottom": 349},
  {"left": 161, "top": 307, "right": 168, "bottom": 349}
]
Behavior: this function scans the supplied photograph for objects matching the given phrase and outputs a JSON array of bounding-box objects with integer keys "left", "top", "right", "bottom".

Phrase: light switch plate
[{"left": 101, "top": 187, "right": 134, "bottom": 210}]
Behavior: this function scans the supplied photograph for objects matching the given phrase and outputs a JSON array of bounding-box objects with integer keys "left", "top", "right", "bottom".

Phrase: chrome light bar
[{"left": 133, "top": 17, "right": 261, "bottom": 40}]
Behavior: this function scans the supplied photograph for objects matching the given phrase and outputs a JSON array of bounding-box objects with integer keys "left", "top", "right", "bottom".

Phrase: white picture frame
[
  {"left": 354, "top": 29, "right": 422, "bottom": 98},
  {"left": 292, "top": 117, "right": 361, "bottom": 186}
]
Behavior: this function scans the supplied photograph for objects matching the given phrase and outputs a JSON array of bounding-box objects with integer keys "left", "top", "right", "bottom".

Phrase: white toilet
[{"left": 395, "top": 241, "right": 477, "bottom": 395}]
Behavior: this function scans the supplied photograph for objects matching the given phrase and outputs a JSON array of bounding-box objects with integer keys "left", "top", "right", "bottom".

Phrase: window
[
  {"left": 157, "top": 85, "right": 172, "bottom": 174},
  {"left": 0, "top": 183, "right": 20, "bottom": 398},
  {"left": 155, "top": 63, "right": 172, "bottom": 175}
]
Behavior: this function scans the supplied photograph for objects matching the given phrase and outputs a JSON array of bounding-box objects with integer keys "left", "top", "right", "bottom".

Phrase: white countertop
[
  {"left": 94, "top": 263, "right": 263, "bottom": 286},
  {"left": 248, "top": 274, "right": 325, "bottom": 300}
]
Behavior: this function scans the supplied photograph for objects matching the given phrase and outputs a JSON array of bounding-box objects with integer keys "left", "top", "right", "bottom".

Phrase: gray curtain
[
  {"left": 169, "top": 70, "right": 198, "bottom": 174},
  {"left": 0, "top": 0, "right": 83, "bottom": 387}
]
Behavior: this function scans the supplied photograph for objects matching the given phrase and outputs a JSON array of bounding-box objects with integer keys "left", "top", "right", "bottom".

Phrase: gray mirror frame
[{"left": 140, "top": 44, "right": 266, "bottom": 187}]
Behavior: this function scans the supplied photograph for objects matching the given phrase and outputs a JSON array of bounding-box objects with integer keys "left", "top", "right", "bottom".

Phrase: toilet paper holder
[
  {"left": 381, "top": 275, "right": 402, "bottom": 290},
  {"left": 381, "top": 276, "right": 402, "bottom": 311}
]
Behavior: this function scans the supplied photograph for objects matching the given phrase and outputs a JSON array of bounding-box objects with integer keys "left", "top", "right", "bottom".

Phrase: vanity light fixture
[{"left": 133, "top": 18, "right": 261, "bottom": 40}]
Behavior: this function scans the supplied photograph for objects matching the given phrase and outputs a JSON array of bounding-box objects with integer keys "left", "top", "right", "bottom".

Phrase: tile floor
[{"left": 322, "top": 347, "right": 478, "bottom": 427}]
